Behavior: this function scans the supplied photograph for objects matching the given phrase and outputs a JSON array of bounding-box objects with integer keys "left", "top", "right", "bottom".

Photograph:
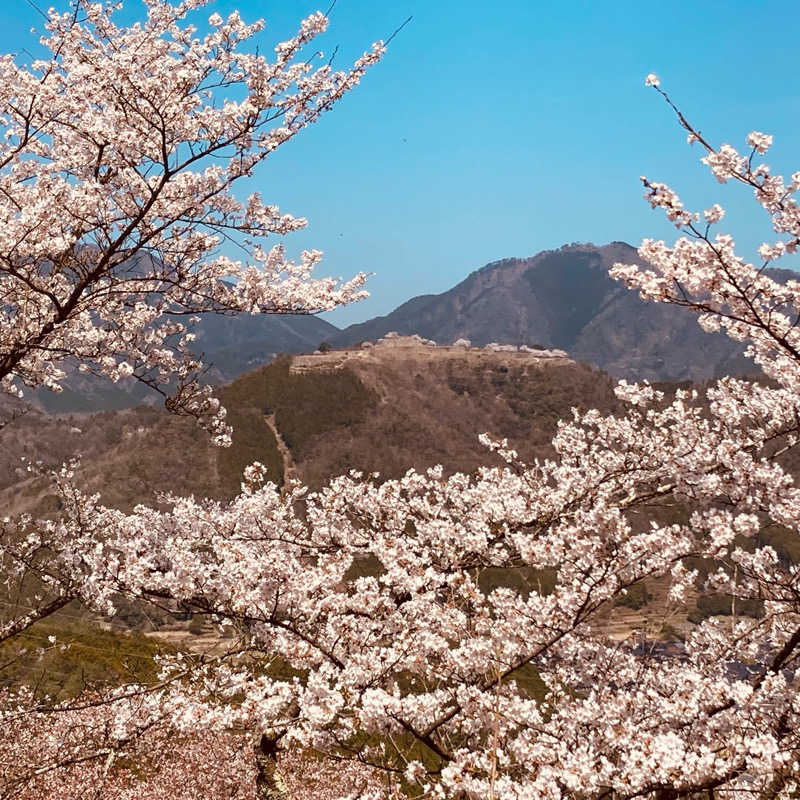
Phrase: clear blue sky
[{"left": 4, "top": 1, "right": 800, "bottom": 326}]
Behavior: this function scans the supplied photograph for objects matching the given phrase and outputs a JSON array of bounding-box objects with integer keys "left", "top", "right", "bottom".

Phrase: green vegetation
[
  {"left": 262, "top": 358, "right": 377, "bottom": 455},
  {"left": 757, "top": 524, "right": 800, "bottom": 565},
  {"left": 478, "top": 566, "right": 557, "bottom": 597},
  {"left": 216, "top": 403, "right": 283, "bottom": 496},
  {"left": 658, "top": 622, "right": 686, "bottom": 642},
  {"left": 221, "top": 356, "right": 377, "bottom": 456},
  {"left": 0, "top": 617, "right": 170, "bottom": 700},
  {"left": 614, "top": 581, "right": 652, "bottom": 610},
  {"left": 688, "top": 594, "right": 764, "bottom": 624}
]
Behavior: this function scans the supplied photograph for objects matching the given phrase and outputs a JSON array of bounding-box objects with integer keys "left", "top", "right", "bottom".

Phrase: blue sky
[{"left": 4, "top": 1, "right": 800, "bottom": 326}]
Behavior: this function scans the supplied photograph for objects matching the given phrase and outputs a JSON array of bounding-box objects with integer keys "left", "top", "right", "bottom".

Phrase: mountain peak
[{"left": 330, "top": 241, "right": 756, "bottom": 381}]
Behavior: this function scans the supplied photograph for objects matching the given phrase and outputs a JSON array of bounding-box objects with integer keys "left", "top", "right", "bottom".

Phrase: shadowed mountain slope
[{"left": 329, "top": 242, "right": 778, "bottom": 381}]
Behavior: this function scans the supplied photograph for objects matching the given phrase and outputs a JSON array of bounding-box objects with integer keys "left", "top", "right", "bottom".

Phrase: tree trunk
[{"left": 254, "top": 733, "right": 290, "bottom": 800}]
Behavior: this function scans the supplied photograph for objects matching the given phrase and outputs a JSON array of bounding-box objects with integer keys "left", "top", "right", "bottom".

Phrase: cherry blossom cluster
[
  {"left": 0, "top": 685, "right": 396, "bottom": 799},
  {"left": 0, "top": 687, "right": 247, "bottom": 799},
  {"left": 0, "top": 0, "right": 382, "bottom": 442},
  {"left": 4, "top": 39, "right": 800, "bottom": 800}
]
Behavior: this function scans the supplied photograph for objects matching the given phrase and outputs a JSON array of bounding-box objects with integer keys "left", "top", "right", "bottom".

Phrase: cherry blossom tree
[
  {"left": 0, "top": 0, "right": 384, "bottom": 795},
  {"left": 0, "top": 0, "right": 381, "bottom": 443},
  {"left": 3, "top": 4, "right": 800, "bottom": 794},
  {"left": 64, "top": 79, "right": 797, "bottom": 797}
]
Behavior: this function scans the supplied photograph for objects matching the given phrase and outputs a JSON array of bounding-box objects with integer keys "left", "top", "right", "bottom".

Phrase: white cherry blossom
[{"left": 5, "top": 34, "right": 800, "bottom": 800}]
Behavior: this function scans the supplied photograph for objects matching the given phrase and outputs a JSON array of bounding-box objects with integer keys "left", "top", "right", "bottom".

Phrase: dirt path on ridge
[{"left": 263, "top": 413, "right": 297, "bottom": 484}]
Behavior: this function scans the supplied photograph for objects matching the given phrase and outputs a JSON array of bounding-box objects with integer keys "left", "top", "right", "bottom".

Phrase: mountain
[
  {"left": 328, "top": 242, "right": 775, "bottom": 381},
  {"left": 188, "top": 312, "right": 337, "bottom": 379},
  {"left": 118, "top": 251, "right": 339, "bottom": 379},
  {"left": 27, "top": 239, "right": 794, "bottom": 415}
]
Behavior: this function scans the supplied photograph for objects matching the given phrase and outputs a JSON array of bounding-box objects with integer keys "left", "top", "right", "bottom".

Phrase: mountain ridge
[
  {"left": 28, "top": 240, "right": 797, "bottom": 414},
  {"left": 328, "top": 241, "right": 783, "bottom": 381}
]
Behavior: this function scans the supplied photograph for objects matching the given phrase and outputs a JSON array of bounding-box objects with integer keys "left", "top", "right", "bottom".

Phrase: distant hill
[
  {"left": 329, "top": 242, "right": 784, "bottom": 381},
  {"left": 190, "top": 312, "right": 337, "bottom": 379},
  {"left": 0, "top": 341, "right": 632, "bottom": 693},
  {"left": 0, "top": 339, "right": 621, "bottom": 514}
]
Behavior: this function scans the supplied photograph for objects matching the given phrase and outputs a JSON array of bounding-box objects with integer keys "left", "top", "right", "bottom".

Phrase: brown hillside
[
  {"left": 277, "top": 338, "right": 620, "bottom": 487},
  {"left": 0, "top": 340, "right": 619, "bottom": 513}
]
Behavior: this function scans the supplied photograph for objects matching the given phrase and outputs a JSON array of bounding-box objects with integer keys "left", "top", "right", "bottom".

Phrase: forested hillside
[{"left": 0, "top": 340, "right": 618, "bottom": 514}]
